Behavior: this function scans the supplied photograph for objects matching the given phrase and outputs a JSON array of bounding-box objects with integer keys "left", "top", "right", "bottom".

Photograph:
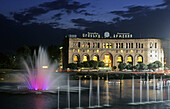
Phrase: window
[
  {"left": 78, "top": 42, "right": 80, "bottom": 48},
  {"left": 131, "top": 50, "right": 133, "bottom": 53},
  {"left": 103, "top": 43, "right": 106, "bottom": 48},
  {"left": 117, "top": 56, "right": 123, "bottom": 63},
  {"left": 73, "top": 49, "right": 75, "bottom": 52},
  {"left": 88, "top": 42, "right": 90, "bottom": 48},
  {"left": 139, "top": 43, "right": 140, "bottom": 48},
  {"left": 121, "top": 43, "right": 123, "bottom": 48},
  {"left": 126, "top": 43, "right": 128, "bottom": 48},
  {"left": 87, "top": 49, "right": 89, "bottom": 53},
  {"left": 150, "top": 42, "right": 153, "bottom": 48},
  {"left": 141, "top": 44, "right": 143, "bottom": 48},
  {"left": 129, "top": 43, "right": 131, "bottom": 48},
  {"left": 97, "top": 50, "right": 99, "bottom": 53},
  {"left": 127, "top": 56, "right": 132, "bottom": 63},
  {"left": 83, "top": 55, "right": 88, "bottom": 62},
  {"left": 109, "top": 43, "right": 112, "bottom": 48},
  {"left": 106, "top": 43, "right": 109, "bottom": 48},
  {"left": 73, "top": 55, "right": 78, "bottom": 62},
  {"left": 137, "top": 56, "right": 143, "bottom": 63},
  {"left": 131, "top": 43, "right": 133, "bottom": 48},
  {"left": 93, "top": 56, "right": 98, "bottom": 61},
  {"left": 98, "top": 43, "right": 100, "bottom": 48},
  {"left": 136, "top": 43, "right": 138, "bottom": 48},
  {"left": 78, "top": 49, "right": 80, "bottom": 52},
  {"left": 121, "top": 50, "right": 123, "bottom": 53},
  {"left": 116, "top": 43, "right": 118, "bottom": 48},
  {"left": 155, "top": 43, "right": 157, "bottom": 48}
]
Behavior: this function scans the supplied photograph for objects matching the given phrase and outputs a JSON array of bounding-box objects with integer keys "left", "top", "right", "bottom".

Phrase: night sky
[{"left": 0, "top": 0, "right": 170, "bottom": 53}]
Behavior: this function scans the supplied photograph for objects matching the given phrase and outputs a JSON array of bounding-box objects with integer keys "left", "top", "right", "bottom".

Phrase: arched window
[
  {"left": 73, "top": 55, "right": 78, "bottom": 62},
  {"left": 117, "top": 56, "right": 123, "bottom": 63},
  {"left": 93, "top": 56, "right": 98, "bottom": 61},
  {"left": 137, "top": 56, "right": 143, "bottom": 63},
  {"left": 127, "top": 56, "right": 132, "bottom": 63},
  {"left": 103, "top": 54, "right": 112, "bottom": 67},
  {"left": 83, "top": 55, "right": 88, "bottom": 62}
]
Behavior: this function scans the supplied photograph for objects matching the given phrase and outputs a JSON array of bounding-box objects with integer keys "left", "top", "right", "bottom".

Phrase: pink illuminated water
[{"left": 23, "top": 47, "right": 59, "bottom": 90}]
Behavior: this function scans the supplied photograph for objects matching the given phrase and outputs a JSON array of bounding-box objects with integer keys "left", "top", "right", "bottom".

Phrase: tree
[
  {"left": 89, "top": 60, "right": 99, "bottom": 69},
  {"left": 135, "top": 63, "right": 148, "bottom": 71},
  {"left": 98, "top": 61, "right": 105, "bottom": 67},
  {"left": 82, "top": 62, "right": 90, "bottom": 67},
  {"left": 77, "top": 62, "right": 84, "bottom": 67},
  {"left": 47, "top": 45, "right": 61, "bottom": 63},
  {"left": 126, "top": 64, "right": 133, "bottom": 70},
  {"left": 68, "top": 63, "right": 77, "bottom": 69},
  {"left": 113, "top": 66, "right": 117, "bottom": 70},
  {"left": 16, "top": 45, "right": 31, "bottom": 59},
  {"left": 148, "top": 63, "right": 154, "bottom": 70},
  {"left": 139, "top": 63, "right": 148, "bottom": 70},
  {"left": 153, "top": 61, "right": 162, "bottom": 68},
  {"left": 118, "top": 63, "right": 126, "bottom": 71}
]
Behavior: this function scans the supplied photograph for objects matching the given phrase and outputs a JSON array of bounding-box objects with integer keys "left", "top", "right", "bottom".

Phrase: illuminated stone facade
[{"left": 63, "top": 38, "right": 164, "bottom": 69}]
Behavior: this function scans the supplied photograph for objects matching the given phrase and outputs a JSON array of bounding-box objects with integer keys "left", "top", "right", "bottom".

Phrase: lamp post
[{"left": 59, "top": 47, "right": 63, "bottom": 70}]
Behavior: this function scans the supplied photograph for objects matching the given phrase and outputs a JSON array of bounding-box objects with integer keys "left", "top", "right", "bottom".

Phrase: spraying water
[{"left": 22, "top": 47, "right": 61, "bottom": 90}]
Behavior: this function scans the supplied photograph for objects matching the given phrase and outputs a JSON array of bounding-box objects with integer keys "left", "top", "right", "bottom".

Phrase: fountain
[{"left": 22, "top": 47, "right": 63, "bottom": 91}]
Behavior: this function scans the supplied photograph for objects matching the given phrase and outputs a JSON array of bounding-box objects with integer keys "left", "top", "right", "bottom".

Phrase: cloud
[
  {"left": 51, "top": 13, "right": 64, "bottom": 20},
  {"left": 71, "top": 18, "right": 116, "bottom": 32},
  {"left": 12, "top": 0, "right": 90, "bottom": 23},
  {"left": 110, "top": 5, "right": 151, "bottom": 18},
  {"left": 156, "top": 0, "right": 170, "bottom": 7}
]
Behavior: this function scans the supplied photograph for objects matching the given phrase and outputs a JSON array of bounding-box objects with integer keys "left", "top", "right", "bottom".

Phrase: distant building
[
  {"left": 162, "top": 38, "right": 170, "bottom": 68},
  {"left": 62, "top": 37, "right": 164, "bottom": 69}
]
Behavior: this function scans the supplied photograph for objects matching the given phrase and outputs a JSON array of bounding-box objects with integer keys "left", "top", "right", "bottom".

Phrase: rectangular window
[
  {"left": 129, "top": 43, "right": 130, "bottom": 48},
  {"left": 121, "top": 43, "right": 123, "bottom": 48},
  {"left": 126, "top": 43, "right": 128, "bottom": 48},
  {"left": 78, "top": 42, "right": 80, "bottom": 48},
  {"left": 155, "top": 43, "right": 157, "bottom": 48},
  {"left": 141, "top": 44, "right": 143, "bottom": 48},
  {"left": 103, "top": 43, "right": 105, "bottom": 48},
  {"left": 109, "top": 43, "right": 112, "bottom": 48},
  {"left": 106, "top": 43, "right": 109, "bottom": 48},
  {"left": 98, "top": 43, "right": 100, "bottom": 48},
  {"left": 131, "top": 43, "right": 133, "bottom": 48},
  {"left": 116, "top": 43, "right": 118, "bottom": 48},
  {"left": 136, "top": 43, "right": 138, "bottom": 48}
]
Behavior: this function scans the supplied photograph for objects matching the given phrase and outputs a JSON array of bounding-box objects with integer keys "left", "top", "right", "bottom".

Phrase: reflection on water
[{"left": 1, "top": 77, "right": 170, "bottom": 109}]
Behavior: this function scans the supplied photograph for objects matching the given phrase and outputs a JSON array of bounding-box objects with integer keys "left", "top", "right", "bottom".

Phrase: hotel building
[{"left": 62, "top": 36, "right": 164, "bottom": 69}]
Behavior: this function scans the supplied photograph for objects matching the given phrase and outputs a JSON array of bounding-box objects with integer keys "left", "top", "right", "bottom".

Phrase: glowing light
[
  {"left": 83, "top": 55, "right": 88, "bottom": 62},
  {"left": 97, "top": 50, "right": 99, "bottom": 53},
  {"left": 121, "top": 50, "right": 123, "bottom": 53},
  {"left": 137, "top": 56, "right": 143, "bottom": 62},
  {"left": 78, "top": 49, "right": 80, "bottom": 52},
  {"left": 117, "top": 56, "right": 122, "bottom": 62},
  {"left": 127, "top": 56, "right": 132, "bottom": 62},
  {"left": 93, "top": 56, "right": 98, "bottom": 61},
  {"left": 73, "top": 55, "right": 78, "bottom": 62},
  {"left": 42, "top": 66, "right": 48, "bottom": 69},
  {"left": 131, "top": 50, "right": 133, "bottom": 53},
  {"left": 103, "top": 54, "right": 112, "bottom": 67},
  {"left": 59, "top": 47, "right": 63, "bottom": 50}
]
